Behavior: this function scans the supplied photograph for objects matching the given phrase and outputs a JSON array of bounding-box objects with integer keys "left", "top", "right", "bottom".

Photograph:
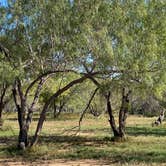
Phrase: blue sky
[
  {"left": 0, "top": 0, "right": 7, "bottom": 6},
  {"left": 0, "top": 0, "right": 75, "bottom": 6},
  {"left": 0, "top": 0, "right": 74, "bottom": 6}
]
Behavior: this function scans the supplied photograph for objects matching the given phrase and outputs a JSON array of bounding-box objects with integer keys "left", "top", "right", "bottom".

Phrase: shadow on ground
[
  {"left": 126, "top": 126, "right": 166, "bottom": 136},
  {"left": 1, "top": 126, "right": 166, "bottom": 164}
]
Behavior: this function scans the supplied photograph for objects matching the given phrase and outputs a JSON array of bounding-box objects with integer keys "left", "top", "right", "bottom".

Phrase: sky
[
  {"left": 0, "top": 0, "right": 74, "bottom": 7},
  {"left": 0, "top": 0, "right": 7, "bottom": 6}
]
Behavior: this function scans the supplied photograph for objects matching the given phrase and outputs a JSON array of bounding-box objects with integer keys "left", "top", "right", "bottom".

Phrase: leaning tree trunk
[
  {"left": 105, "top": 92, "right": 120, "bottom": 137},
  {"left": 118, "top": 88, "right": 131, "bottom": 138},
  {"left": 31, "top": 75, "right": 88, "bottom": 146}
]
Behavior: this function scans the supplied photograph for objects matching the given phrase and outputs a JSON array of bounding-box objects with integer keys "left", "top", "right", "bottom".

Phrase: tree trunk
[
  {"left": 106, "top": 92, "right": 120, "bottom": 137},
  {"left": 17, "top": 101, "right": 28, "bottom": 149},
  {"left": 0, "top": 83, "right": 8, "bottom": 127},
  {"left": 12, "top": 79, "right": 28, "bottom": 149},
  {"left": 118, "top": 91, "right": 126, "bottom": 137},
  {"left": 105, "top": 89, "right": 131, "bottom": 140},
  {"left": 53, "top": 101, "right": 57, "bottom": 118},
  {"left": 12, "top": 77, "right": 47, "bottom": 149},
  {"left": 18, "top": 126, "right": 28, "bottom": 150},
  {"left": 119, "top": 88, "right": 131, "bottom": 138},
  {"left": 0, "top": 103, "right": 3, "bottom": 126},
  {"left": 53, "top": 101, "right": 65, "bottom": 118}
]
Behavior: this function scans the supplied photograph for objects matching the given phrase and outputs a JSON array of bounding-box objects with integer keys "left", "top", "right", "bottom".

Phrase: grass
[{"left": 0, "top": 113, "right": 166, "bottom": 165}]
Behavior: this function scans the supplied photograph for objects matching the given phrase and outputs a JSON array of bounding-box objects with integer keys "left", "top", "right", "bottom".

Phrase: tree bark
[
  {"left": 15, "top": 78, "right": 46, "bottom": 149},
  {"left": 0, "top": 83, "right": 8, "bottom": 126},
  {"left": 26, "top": 78, "right": 46, "bottom": 133},
  {"left": 105, "top": 92, "right": 120, "bottom": 137},
  {"left": 17, "top": 106, "right": 28, "bottom": 149},
  {"left": 54, "top": 100, "right": 65, "bottom": 118},
  {"left": 53, "top": 102, "right": 57, "bottom": 118},
  {"left": 79, "top": 88, "right": 99, "bottom": 127},
  {"left": 119, "top": 88, "right": 131, "bottom": 138},
  {"left": 0, "top": 103, "right": 3, "bottom": 126}
]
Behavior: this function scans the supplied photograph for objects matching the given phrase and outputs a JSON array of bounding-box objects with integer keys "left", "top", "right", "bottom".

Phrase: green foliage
[
  {"left": 1, "top": 0, "right": 166, "bottom": 98},
  {"left": 0, "top": 53, "right": 19, "bottom": 86}
]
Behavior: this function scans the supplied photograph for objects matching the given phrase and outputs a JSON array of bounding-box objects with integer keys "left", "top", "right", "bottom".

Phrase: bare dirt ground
[
  {"left": 0, "top": 159, "right": 112, "bottom": 166},
  {"left": 0, "top": 159, "right": 166, "bottom": 166}
]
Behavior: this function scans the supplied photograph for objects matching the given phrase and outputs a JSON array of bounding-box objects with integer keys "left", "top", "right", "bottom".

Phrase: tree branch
[
  {"left": 26, "top": 77, "right": 48, "bottom": 129},
  {"left": 12, "top": 83, "right": 19, "bottom": 109},
  {"left": 79, "top": 87, "right": 99, "bottom": 128},
  {"left": 25, "top": 69, "right": 79, "bottom": 98}
]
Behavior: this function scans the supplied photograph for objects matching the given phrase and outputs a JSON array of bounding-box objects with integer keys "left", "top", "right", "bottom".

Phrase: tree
[
  {"left": 78, "top": 0, "right": 166, "bottom": 139},
  {"left": 1, "top": 0, "right": 166, "bottom": 147},
  {"left": 100, "top": 0, "right": 166, "bottom": 139},
  {"left": 0, "top": 0, "right": 104, "bottom": 149},
  {"left": 0, "top": 0, "right": 74, "bottom": 149}
]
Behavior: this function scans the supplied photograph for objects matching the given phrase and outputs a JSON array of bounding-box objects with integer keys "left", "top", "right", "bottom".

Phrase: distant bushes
[{"left": 130, "top": 96, "right": 163, "bottom": 117}]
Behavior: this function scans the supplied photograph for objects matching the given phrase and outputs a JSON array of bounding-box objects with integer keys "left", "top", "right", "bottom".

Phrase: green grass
[{"left": 0, "top": 113, "right": 166, "bottom": 165}]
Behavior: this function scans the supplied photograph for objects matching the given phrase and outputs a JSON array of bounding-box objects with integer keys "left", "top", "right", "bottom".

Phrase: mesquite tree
[
  {"left": 0, "top": 0, "right": 75, "bottom": 149},
  {"left": 0, "top": 0, "right": 166, "bottom": 147},
  {"left": 83, "top": 0, "right": 166, "bottom": 139},
  {"left": 0, "top": 0, "right": 106, "bottom": 148}
]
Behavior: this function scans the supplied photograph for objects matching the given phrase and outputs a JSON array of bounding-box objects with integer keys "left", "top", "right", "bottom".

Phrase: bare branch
[
  {"left": 16, "top": 78, "right": 25, "bottom": 102},
  {"left": 29, "top": 77, "right": 48, "bottom": 111},
  {"left": 78, "top": 88, "right": 99, "bottom": 128},
  {"left": 88, "top": 76, "right": 101, "bottom": 87}
]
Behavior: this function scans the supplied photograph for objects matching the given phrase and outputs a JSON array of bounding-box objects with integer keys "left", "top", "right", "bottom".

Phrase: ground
[{"left": 0, "top": 113, "right": 166, "bottom": 166}]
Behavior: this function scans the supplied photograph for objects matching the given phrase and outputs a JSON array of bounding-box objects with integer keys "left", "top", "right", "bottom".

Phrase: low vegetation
[{"left": 0, "top": 113, "right": 166, "bottom": 165}]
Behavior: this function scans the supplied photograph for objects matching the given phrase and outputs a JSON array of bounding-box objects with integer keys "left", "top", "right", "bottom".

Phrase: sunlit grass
[{"left": 0, "top": 113, "right": 166, "bottom": 165}]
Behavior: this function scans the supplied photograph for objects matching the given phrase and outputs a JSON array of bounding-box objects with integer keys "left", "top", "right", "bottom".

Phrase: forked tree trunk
[
  {"left": 105, "top": 89, "right": 131, "bottom": 139},
  {"left": 13, "top": 78, "right": 46, "bottom": 149},
  {"left": 118, "top": 88, "right": 131, "bottom": 137}
]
